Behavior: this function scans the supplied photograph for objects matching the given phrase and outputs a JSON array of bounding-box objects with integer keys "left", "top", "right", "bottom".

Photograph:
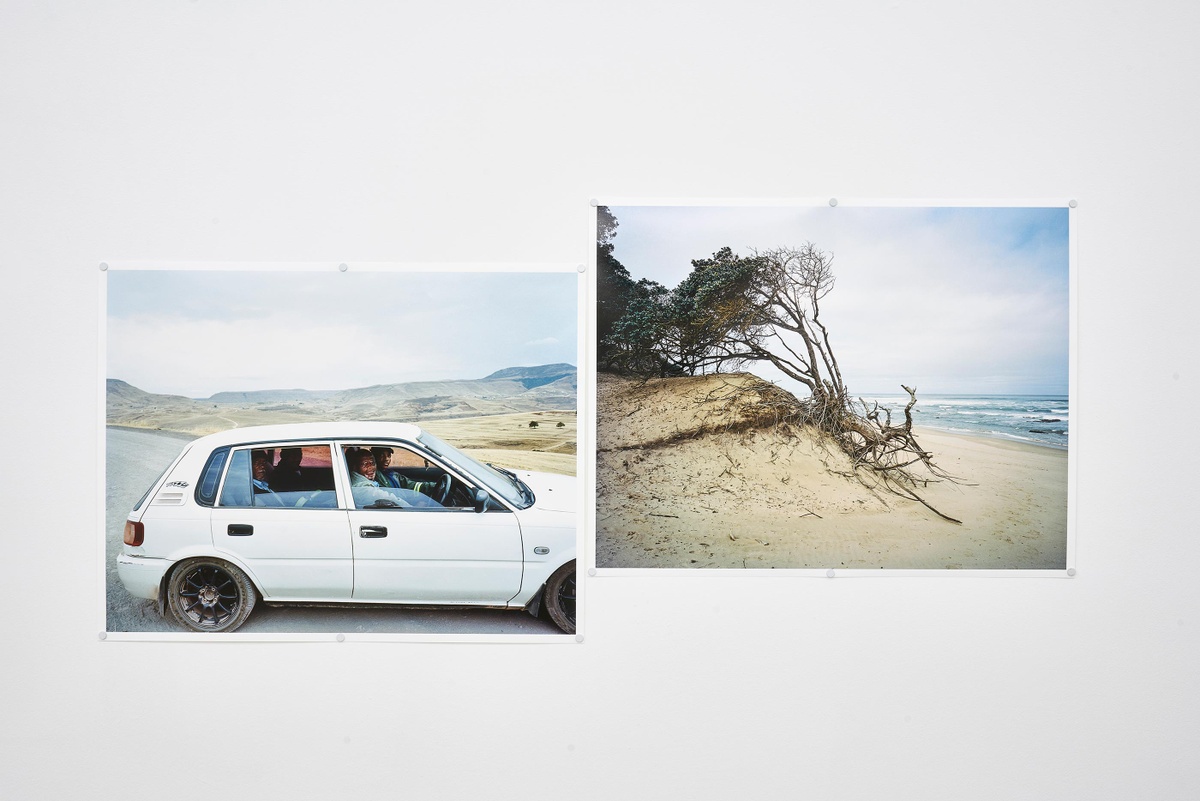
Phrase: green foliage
[
  {"left": 674, "top": 247, "right": 764, "bottom": 341},
  {"left": 597, "top": 205, "right": 618, "bottom": 246},
  {"left": 600, "top": 209, "right": 833, "bottom": 385},
  {"left": 597, "top": 206, "right": 639, "bottom": 370},
  {"left": 606, "top": 278, "right": 677, "bottom": 376},
  {"left": 604, "top": 246, "right": 765, "bottom": 378}
]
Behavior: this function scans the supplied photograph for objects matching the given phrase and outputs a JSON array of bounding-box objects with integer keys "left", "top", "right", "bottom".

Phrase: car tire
[
  {"left": 543, "top": 560, "right": 576, "bottom": 635},
  {"left": 166, "top": 558, "right": 258, "bottom": 633}
]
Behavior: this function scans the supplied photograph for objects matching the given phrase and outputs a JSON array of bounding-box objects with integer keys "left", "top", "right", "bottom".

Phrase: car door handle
[
  {"left": 228, "top": 524, "right": 253, "bottom": 536},
  {"left": 359, "top": 526, "right": 388, "bottom": 538}
]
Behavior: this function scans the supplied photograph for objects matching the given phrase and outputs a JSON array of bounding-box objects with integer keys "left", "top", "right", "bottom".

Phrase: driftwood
[{"left": 696, "top": 376, "right": 965, "bottom": 524}]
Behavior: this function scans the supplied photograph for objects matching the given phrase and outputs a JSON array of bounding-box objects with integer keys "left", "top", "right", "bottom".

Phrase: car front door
[
  {"left": 340, "top": 442, "right": 524, "bottom": 604},
  {"left": 210, "top": 444, "right": 354, "bottom": 601}
]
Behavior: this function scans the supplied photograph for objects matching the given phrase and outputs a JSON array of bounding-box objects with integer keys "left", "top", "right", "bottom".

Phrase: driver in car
[{"left": 370, "top": 447, "right": 437, "bottom": 496}]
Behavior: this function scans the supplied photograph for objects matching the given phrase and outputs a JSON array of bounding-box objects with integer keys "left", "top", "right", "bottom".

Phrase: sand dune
[{"left": 596, "top": 373, "right": 1067, "bottom": 569}]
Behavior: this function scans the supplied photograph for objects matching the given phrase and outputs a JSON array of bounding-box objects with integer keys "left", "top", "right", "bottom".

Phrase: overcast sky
[
  {"left": 108, "top": 269, "right": 578, "bottom": 397},
  {"left": 606, "top": 205, "right": 1070, "bottom": 396}
]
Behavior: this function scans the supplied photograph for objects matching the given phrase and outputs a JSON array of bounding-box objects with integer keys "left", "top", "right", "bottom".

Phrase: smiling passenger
[{"left": 350, "top": 450, "right": 380, "bottom": 486}]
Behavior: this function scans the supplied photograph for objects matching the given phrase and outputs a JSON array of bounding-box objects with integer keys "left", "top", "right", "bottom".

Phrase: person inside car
[
  {"left": 250, "top": 450, "right": 286, "bottom": 507},
  {"left": 271, "top": 447, "right": 304, "bottom": 491},
  {"left": 347, "top": 449, "right": 441, "bottom": 508},
  {"left": 251, "top": 450, "right": 274, "bottom": 493},
  {"left": 370, "top": 447, "right": 433, "bottom": 494},
  {"left": 349, "top": 450, "right": 382, "bottom": 487},
  {"left": 369, "top": 447, "right": 399, "bottom": 486}
]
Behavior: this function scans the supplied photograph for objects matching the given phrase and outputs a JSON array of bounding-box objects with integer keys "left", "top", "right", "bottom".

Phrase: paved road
[{"left": 105, "top": 427, "right": 563, "bottom": 635}]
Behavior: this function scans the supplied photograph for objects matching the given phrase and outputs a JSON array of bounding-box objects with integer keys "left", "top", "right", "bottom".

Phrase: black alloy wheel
[
  {"left": 166, "top": 558, "right": 257, "bottom": 633},
  {"left": 544, "top": 561, "right": 576, "bottom": 634}
]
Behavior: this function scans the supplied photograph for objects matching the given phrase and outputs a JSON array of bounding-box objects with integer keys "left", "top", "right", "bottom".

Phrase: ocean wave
[{"left": 868, "top": 393, "right": 1068, "bottom": 449}]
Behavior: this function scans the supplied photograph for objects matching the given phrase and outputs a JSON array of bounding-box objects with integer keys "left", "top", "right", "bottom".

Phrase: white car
[{"left": 116, "top": 422, "right": 577, "bottom": 633}]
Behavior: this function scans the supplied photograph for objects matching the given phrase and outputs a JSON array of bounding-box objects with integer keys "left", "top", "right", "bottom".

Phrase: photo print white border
[
  {"left": 99, "top": 261, "right": 587, "bottom": 643},
  {"left": 587, "top": 198, "right": 1078, "bottom": 580}
]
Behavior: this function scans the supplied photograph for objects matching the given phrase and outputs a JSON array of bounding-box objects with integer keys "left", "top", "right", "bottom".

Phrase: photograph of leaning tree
[{"left": 595, "top": 204, "right": 1070, "bottom": 570}]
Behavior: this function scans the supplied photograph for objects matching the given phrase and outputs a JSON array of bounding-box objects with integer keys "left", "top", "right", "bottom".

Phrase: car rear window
[{"left": 195, "top": 447, "right": 230, "bottom": 507}]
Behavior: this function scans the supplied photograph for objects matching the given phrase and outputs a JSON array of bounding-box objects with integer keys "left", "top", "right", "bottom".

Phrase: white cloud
[
  {"left": 607, "top": 205, "right": 1068, "bottom": 395},
  {"left": 107, "top": 270, "right": 578, "bottom": 396}
]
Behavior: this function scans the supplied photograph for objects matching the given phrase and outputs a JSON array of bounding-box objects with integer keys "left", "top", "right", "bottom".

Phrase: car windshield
[{"left": 417, "top": 432, "right": 529, "bottom": 508}]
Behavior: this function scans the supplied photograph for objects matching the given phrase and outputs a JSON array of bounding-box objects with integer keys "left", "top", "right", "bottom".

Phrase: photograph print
[
  {"left": 105, "top": 266, "right": 579, "bottom": 636},
  {"left": 595, "top": 203, "right": 1071, "bottom": 571}
]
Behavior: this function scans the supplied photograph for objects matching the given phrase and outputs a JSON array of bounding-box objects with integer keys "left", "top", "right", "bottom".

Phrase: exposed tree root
[{"left": 692, "top": 376, "right": 966, "bottom": 524}]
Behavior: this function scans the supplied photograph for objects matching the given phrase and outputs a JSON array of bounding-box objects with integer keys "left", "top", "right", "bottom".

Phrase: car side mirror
[{"left": 472, "top": 488, "right": 490, "bottom": 513}]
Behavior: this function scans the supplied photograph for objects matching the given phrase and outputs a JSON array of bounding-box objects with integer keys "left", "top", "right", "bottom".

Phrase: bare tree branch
[{"left": 605, "top": 239, "right": 966, "bottom": 522}]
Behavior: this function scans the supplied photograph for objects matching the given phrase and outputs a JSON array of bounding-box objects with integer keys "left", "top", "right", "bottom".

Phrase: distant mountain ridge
[
  {"left": 483, "top": 363, "right": 576, "bottom": 389},
  {"left": 107, "top": 379, "right": 200, "bottom": 409},
  {"left": 107, "top": 365, "right": 577, "bottom": 436},
  {"left": 207, "top": 388, "right": 339, "bottom": 404},
  {"left": 202, "top": 364, "right": 576, "bottom": 403}
]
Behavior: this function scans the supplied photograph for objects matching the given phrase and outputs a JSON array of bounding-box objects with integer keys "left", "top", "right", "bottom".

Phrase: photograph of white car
[
  {"left": 118, "top": 422, "right": 576, "bottom": 633},
  {"left": 103, "top": 266, "right": 580, "bottom": 636}
]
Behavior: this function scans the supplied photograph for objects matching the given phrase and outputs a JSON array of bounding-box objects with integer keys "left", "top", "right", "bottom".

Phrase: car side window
[
  {"left": 217, "top": 444, "right": 337, "bottom": 509},
  {"left": 344, "top": 443, "right": 455, "bottom": 510},
  {"left": 218, "top": 449, "right": 253, "bottom": 507}
]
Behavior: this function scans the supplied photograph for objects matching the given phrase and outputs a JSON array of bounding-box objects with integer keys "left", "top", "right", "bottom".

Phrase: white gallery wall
[{"left": 2, "top": 1, "right": 1197, "bottom": 798}]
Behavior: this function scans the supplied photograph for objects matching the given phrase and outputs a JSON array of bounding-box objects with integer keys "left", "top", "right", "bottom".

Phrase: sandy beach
[{"left": 596, "top": 373, "right": 1067, "bottom": 570}]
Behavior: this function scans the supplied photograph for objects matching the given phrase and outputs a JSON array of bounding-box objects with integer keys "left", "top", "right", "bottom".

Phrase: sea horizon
[{"left": 857, "top": 392, "right": 1069, "bottom": 450}]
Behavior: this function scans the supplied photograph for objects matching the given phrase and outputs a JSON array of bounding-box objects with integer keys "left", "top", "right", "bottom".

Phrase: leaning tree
[{"left": 687, "top": 244, "right": 964, "bottom": 522}]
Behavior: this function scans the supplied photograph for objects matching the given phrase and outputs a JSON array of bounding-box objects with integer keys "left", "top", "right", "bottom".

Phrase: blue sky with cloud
[
  {"left": 108, "top": 269, "right": 578, "bottom": 397},
  {"left": 607, "top": 205, "right": 1069, "bottom": 395}
]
